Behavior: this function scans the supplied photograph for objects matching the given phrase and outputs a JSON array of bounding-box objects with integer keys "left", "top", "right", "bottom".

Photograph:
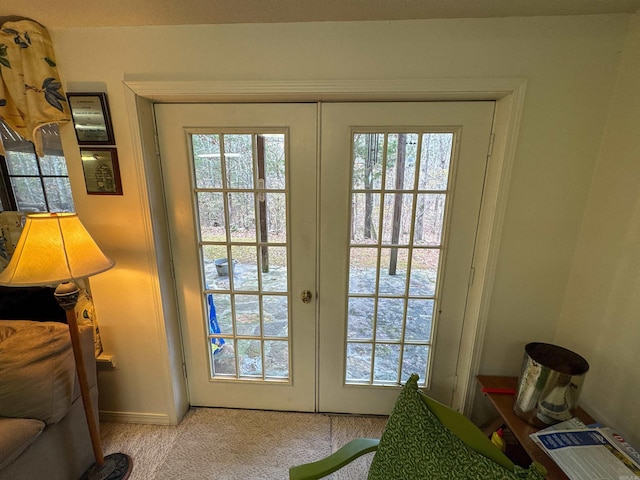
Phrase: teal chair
[{"left": 289, "top": 374, "right": 546, "bottom": 480}]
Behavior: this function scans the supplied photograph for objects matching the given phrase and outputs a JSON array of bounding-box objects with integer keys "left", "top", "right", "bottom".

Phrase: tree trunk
[
  {"left": 389, "top": 134, "right": 406, "bottom": 275},
  {"left": 364, "top": 134, "right": 376, "bottom": 239},
  {"left": 257, "top": 135, "right": 269, "bottom": 273},
  {"left": 415, "top": 133, "right": 431, "bottom": 242}
]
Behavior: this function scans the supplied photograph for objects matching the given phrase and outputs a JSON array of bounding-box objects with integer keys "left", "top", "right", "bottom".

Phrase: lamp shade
[{"left": 0, "top": 213, "right": 114, "bottom": 286}]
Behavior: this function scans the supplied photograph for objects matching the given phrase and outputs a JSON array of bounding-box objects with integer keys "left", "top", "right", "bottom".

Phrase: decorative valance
[{"left": 0, "top": 19, "right": 70, "bottom": 157}]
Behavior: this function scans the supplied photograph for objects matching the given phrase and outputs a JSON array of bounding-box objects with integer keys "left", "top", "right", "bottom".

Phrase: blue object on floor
[{"left": 207, "top": 293, "right": 225, "bottom": 354}]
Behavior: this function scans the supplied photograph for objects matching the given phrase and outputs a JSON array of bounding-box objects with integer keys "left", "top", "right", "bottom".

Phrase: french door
[
  {"left": 156, "top": 103, "right": 317, "bottom": 411},
  {"left": 155, "top": 101, "right": 494, "bottom": 414},
  {"left": 318, "top": 103, "right": 494, "bottom": 413}
]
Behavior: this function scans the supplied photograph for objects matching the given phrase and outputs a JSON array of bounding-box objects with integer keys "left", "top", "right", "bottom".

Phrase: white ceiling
[{"left": 3, "top": 0, "right": 640, "bottom": 28}]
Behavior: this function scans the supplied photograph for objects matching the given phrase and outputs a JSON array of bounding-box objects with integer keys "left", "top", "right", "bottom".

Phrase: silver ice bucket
[{"left": 513, "top": 342, "right": 589, "bottom": 427}]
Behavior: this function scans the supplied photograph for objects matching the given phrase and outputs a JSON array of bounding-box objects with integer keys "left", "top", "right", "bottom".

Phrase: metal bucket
[
  {"left": 513, "top": 342, "right": 589, "bottom": 427},
  {"left": 214, "top": 258, "right": 236, "bottom": 276}
]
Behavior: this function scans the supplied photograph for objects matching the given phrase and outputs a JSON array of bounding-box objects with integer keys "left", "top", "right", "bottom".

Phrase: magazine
[
  {"left": 531, "top": 417, "right": 588, "bottom": 439},
  {"left": 531, "top": 427, "right": 640, "bottom": 480}
]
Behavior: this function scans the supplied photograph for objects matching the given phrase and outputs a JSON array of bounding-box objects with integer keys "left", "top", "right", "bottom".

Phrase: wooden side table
[{"left": 476, "top": 375, "right": 595, "bottom": 480}]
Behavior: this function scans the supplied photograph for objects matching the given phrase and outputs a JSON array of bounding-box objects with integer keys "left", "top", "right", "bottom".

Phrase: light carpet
[{"left": 101, "top": 408, "right": 387, "bottom": 480}]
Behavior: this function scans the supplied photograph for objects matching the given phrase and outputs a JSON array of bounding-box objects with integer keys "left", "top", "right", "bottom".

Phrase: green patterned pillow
[{"left": 367, "top": 374, "right": 545, "bottom": 480}]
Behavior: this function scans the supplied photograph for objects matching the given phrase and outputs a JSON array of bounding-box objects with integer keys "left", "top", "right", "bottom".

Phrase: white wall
[
  {"left": 40, "top": 14, "right": 630, "bottom": 422},
  {"left": 556, "top": 12, "right": 640, "bottom": 447}
]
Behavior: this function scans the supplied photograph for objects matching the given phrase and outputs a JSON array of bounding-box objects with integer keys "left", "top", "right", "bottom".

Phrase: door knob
[{"left": 301, "top": 290, "right": 313, "bottom": 304}]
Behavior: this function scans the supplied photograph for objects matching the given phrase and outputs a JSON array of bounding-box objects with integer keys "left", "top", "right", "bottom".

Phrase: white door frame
[{"left": 123, "top": 77, "right": 527, "bottom": 419}]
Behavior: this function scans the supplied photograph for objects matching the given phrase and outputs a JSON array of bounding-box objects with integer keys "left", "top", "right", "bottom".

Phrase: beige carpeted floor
[{"left": 100, "top": 408, "right": 387, "bottom": 480}]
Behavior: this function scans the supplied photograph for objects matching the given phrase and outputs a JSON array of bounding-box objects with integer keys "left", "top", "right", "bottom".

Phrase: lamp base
[
  {"left": 54, "top": 281, "right": 80, "bottom": 310},
  {"left": 81, "top": 453, "right": 133, "bottom": 480}
]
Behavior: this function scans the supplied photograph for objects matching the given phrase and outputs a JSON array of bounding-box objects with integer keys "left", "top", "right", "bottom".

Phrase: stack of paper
[{"left": 530, "top": 420, "right": 640, "bottom": 480}]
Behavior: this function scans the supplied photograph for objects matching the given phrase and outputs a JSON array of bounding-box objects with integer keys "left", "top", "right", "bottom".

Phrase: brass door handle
[{"left": 301, "top": 290, "right": 313, "bottom": 304}]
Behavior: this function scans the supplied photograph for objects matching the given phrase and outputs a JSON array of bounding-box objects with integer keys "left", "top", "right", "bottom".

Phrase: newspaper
[{"left": 531, "top": 427, "right": 640, "bottom": 480}]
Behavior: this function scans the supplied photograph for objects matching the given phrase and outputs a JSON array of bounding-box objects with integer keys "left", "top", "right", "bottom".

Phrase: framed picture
[
  {"left": 80, "top": 148, "right": 123, "bottom": 195},
  {"left": 67, "top": 92, "right": 115, "bottom": 145}
]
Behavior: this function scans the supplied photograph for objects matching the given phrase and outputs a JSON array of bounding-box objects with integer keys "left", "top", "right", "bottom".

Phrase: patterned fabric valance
[{"left": 0, "top": 20, "right": 70, "bottom": 157}]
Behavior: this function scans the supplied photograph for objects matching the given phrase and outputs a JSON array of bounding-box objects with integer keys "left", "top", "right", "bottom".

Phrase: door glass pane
[
  {"left": 352, "top": 133, "right": 383, "bottom": 190},
  {"left": 208, "top": 293, "right": 232, "bottom": 334},
  {"left": 405, "top": 299, "right": 433, "bottom": 342},
  {"left": 262, "top": 295, "right": 288, "bottom": 337},
  {"left": 237, "top": 339, "right": 262, "bottom": 377},
  {"left": 263, "top": 193, "right": 286, "bottom": 241},
  {"left": 378, "top": 248, "right": 408, "bottom": 295},
  {"left": 414, "top": 194, "right": 445, "bottom": 246},
  {"left": 231, "top": 245, "right": 258, "bottom": 291},
  {"left": 376, "top": 298, "right": 404, "bottom": 341},
  {"left": 351, "top": 193, "right": 380, "bottom": 245},
  {"left": 385, "top": 133, "right": 419, "bottom": 190},
  {"left": 373, "top": 344, "right": 401, "bottom": 382},
  {"left": 261, "top": 134, "right": 286, "bottom": 189},
  {"left": 212, "top": 338, "right": 236, "bottom": 375},
  {"left": 224, "top": 134, "right": 254, "bottom": 189},
  {"left": 194, "top": 130, "right": 291, "bottom": 382},
  {"left": 347, "top": 297, "right": 374, "bottom": 340},
  {"left": 198, "top": 192, "right": 226, "bottom": 242},
  {"left": 228, "top": 192, "right": 256, "bottom": 243},
  {"left": 346, "top": 343, "right": 372, "bottom": 382},
  {"left": 235, "top": 294, "right": 261, "bottom": 336},
  {"left": 261, "top": 246, "right": 287, "bottom": 292},
  {"left": 381, "top": 193, "right": 413, "bottom": 245},
  {"left": 192, "top": 134, "right": 222, "bottom": 189},
  {"left": 203, "top": 245, "right": 230, "bottom": 291},
  {"left": 348, "top": 247, "right": 378, "bottom": 294},
  {"left": 264, "top": 340, "right": 288, "bottom": 378},
  {"left": 346, "top": 131, "right": 454, "bottom": 387},
  {"left": 419, "top": 133, "right": 454, "bottom": 190},
  {"left": 409, "top": 248, "right": 440, "bottom": 297},
  {"left": 402, "top": 345, "right": 429, "bottom": 383}
]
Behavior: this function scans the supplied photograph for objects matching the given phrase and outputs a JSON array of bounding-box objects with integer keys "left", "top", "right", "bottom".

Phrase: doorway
[{"left": 155, "top": 100, "right": 494, "bottom": 413}]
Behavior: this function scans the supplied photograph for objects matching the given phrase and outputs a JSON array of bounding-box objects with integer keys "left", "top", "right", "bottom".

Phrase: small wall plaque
[
  {"left": 80, "top": 147, "right": 123, "bottom": 195},
  {"left": 67, "top": 92, "right": 115, "bottom": 145}
]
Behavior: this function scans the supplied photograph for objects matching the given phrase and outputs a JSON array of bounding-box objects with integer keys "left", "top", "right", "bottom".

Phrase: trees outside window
[{"left": 0, "top": 123, "right": 74, "bottom": 213}]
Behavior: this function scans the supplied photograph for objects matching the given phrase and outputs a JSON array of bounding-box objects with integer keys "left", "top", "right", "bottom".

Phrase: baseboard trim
[{"left": 99, "top": 411, "right": 172, "bottom": 425}]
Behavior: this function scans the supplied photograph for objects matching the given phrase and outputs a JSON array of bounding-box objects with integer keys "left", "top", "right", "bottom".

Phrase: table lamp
[{"left": 0, "top": 212, "right": 132, "bottom": 480}]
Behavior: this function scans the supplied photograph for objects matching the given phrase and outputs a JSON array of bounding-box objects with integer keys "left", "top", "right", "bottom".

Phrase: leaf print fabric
[
  {"left": 0, "top": 20, "right": 70, "bottom": 157},
  {"left": 367, "top": 374, "right": 546, "bottom": 479}
]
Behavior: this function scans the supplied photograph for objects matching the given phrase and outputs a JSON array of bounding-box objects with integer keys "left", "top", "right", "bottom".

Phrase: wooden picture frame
[
  {"left": 80, "top": 147, "right": 123, "bottom": 195},
  {"left": 67, "top": 92, "right": 115, "bottom": 145}
]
